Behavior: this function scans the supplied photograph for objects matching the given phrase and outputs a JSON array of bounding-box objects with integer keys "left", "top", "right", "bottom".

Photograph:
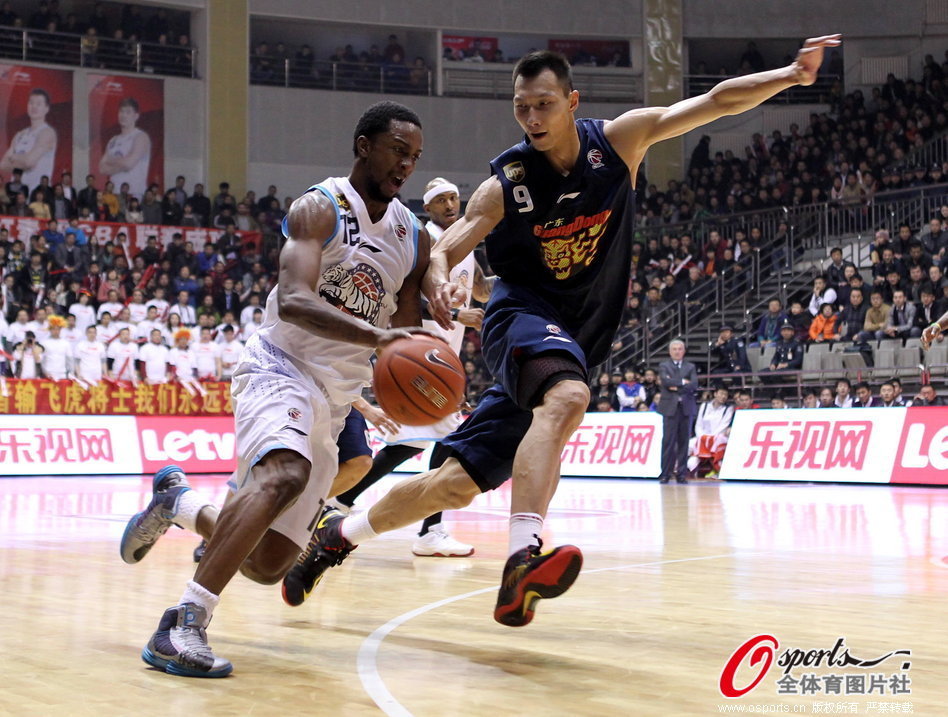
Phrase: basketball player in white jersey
[
  {"left": 74, "top": 325, "right": 106, "bottom": 387},
  {"left": 99, "top": 97, "right": 151, "bottom": 200},
  {"left": 0, "top": 88, "right": 56, "bottom": 192},
  {"left": 120, "top": 101, "right": 430, "bottom": 677},
  {"left": 315, "top": 178, "right": 493, "bottom": 563}
]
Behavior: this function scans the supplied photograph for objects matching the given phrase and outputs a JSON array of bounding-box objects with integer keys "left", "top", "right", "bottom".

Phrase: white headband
[{"left": 423, "top": 182, "right": 459, "bottom": 205}]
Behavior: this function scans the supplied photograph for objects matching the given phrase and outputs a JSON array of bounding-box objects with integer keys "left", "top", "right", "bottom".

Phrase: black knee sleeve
[{"left": 515, "top": 353, "right": 587, "bottom": 409}]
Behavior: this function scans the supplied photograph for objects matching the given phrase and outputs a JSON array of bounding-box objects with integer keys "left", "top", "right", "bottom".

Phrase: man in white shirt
[
  {"left": 219, "top": 325, "right": 243, "bottom": 380},
  {"left": 139, "top": 329, "right": 171, "bottom": 384},
  {"left": 68, "top": 289, "right": 96, "bottom": 333},
  {"left": 213, "top": 312, "right": 239, "bottom": 344},
  {"left": 193, "top": 327, "right": 222, "bottom": 380},
  {"left": 25, "top": 307, "right": 49, "bottom": 342},
  {"left": 62, "top": 314, "right": 82, "bottom": 347},
  {"left": 128, "top": 289, "right": 149, "bottom": 323},
  {"left": 687, "top": 386, "right": 735, "bottom": 477},
  {"left": 95, "top": 313, "right": 119, "bottom": 345},
  {"left": 807, "top": 276, "right": 838, "bottom": 317},
  {"left": 74, "top": 325, "right": 107, "bottom": 386},
  {"left": 98, "top": 289, "right": 125, "bottom": 322},
  {"left": 136, "top": 306, "right": 165, "bottom": 343},
  {"left": 145, "top": 287, "right": 170, "bottom": 322},
  {"left": 107, "top": 327, "right": 139, "bottom": 384},
  {"left": 113, "top": 307, "right": 135, "bottom": 339},
  {"left": 168, "top": 329, "right": 205, "bottom": 396},
  {"left": 41, "top": 316, "right": 72, "bottom": 380},
  {"left": 168, "top": 290, "right": 196, "bottom": 325},
  {"left": 5, "top": 309, "right": 30, "bottom": 347},
  {"left": 239, "top": 295, "right": 262, "bottom": 327},
  {"left": 242, "top": 307, "right": 263, "bottom": 341},
  {"left": 13, "top": 331, "right": 43, "bottom": 378}
]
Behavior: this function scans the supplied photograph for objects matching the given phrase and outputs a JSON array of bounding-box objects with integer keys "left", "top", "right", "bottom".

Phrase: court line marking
[{"left": 357, "top": 551, "right": 752, "bottom": 717}]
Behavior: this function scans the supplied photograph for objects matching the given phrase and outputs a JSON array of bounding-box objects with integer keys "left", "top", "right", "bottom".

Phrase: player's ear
[
  {"left": 568, "top": 89, "right": 579, "bottom": 113},
  {"left": 355, "top": 135, "right": 371, "bottom": 159}
]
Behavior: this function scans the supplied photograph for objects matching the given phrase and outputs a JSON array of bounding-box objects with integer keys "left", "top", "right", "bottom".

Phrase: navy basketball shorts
[
  {"left": 336, "top": 407, "right": 371, "bottom": 463},
  {"left": 441, "top": 299, "right": 588, "bottom": 492}
]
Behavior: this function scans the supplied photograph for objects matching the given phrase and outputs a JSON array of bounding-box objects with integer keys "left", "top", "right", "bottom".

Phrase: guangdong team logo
[{"left": 720, "top": 635, "right": 912, "bottom": 699}]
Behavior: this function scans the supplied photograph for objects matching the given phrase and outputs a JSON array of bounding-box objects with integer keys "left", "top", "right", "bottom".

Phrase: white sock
[
  {"left": 174, "top": 489, "right": 214, "bottom": 533},
  {"left": 179, "top": 580, "right": 220, "bottom": 623},
  {"left": 509, "top": 513, "right": 543, "bottom": 556},
  {"left": 340, "top": 511, "right": 378, "bottom": 546}
]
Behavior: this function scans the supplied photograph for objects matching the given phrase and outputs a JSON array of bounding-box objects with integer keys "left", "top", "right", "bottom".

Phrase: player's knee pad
[{"left": 515, "top": 352, "right": 587, "bottom": 410}]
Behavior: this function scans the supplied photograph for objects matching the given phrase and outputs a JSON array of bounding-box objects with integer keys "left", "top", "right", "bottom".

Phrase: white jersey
[
  {"left": 104, "top": 128, "right": 150, "bottom": 199},
  {"left": 168, "top": 346, "right": 196, "bottom": 379},
  {"left": 61, "top": 327, "right": 82, "bottom": 347},
  {"left": 69, "top": 303, "right": 97, "bottom": 333},
  {"left": 254, "top": 177, "right": 420, "bottom": 404},
  {"left": 41, "top": 337, "right": 71, "bottom": 379},
  {"left": 98, "top": 301, "right": 124, "bottom": 321},
  {"left": 422, "top": 220, "right": 476, "bottom": 355},
  {"left": 128, "top": 302, "right": 148, "bottom": 323},
  {"left": 10, "top": 122, "right": 55, "bottom": 191},
  {"left": 194, "top": 341, "right": 220, "bottom": 378},
  {"left": 107, "top": 340, "right": 139, "bottom": 381},
  {"left": 220, "top": 339, "right": 243, "bottom": 379},
  {"left": 95, "top": 323, "right": 119, "bottom": 345},
  {"left": 139, "top": 342, "right": 170, "bottom": 383},
  {"left": 74, "top": 339, "right": 105, "bottom": 382}
]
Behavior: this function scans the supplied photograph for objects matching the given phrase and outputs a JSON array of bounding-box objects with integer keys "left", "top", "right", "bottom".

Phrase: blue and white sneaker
[
  {"left": 120, "top": 465, "right": 191, "bottom": 564},
  {"left": 142, "top": 603, "right": 232, "bottom": 678}
]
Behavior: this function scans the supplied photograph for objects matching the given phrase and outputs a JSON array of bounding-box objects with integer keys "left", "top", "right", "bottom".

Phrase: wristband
[
  {"left": 930, "top": 322, "right": 941, "bottom": 334},
  {"left": 450, "top": 308, "right": 460, "bottom": 320}
]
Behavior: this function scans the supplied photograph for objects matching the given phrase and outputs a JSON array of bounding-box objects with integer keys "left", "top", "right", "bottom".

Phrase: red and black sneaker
[
  {"left": 282, "top": 506, "right": 356, "bottom": 607},
  {"left": 493, "top": 539, "right": 583, "bottom": 627}
]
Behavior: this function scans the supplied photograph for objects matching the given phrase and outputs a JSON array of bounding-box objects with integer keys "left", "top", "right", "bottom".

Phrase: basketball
[{"left": 373, "top": 334, "right": 466, "bottom": 425}]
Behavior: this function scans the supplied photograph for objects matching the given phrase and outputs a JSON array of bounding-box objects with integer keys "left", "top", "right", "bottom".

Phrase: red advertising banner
[
  {"left": 0, "top": 379, "right": 233, "bottom": 416},
  {"left": 137, "top": 416, "right": 235, "bottom": 473},
  {"left": 0, "top": 215, "right": 262, "bottom": 258},
  {"left": 88, "top": 74, "right": 164, "bottom": 200},
  {"left": 0, "top": 64, "right": 73, "bottom": 193},
  {"left": 891, "top": 408, "right": 948, "bottom": 485}
]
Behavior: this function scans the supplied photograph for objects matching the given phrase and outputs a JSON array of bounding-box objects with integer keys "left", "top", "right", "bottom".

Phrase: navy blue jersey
[{"left": 486, "top": 118, "right": 636, "bottom": 366}]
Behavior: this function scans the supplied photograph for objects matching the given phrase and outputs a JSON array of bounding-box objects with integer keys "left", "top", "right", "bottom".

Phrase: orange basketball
[{"left": 373, "top": 335, "right": 466, "bottom": 425}]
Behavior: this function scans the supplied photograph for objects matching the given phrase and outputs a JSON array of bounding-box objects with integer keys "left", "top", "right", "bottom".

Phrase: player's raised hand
[
  {"left": 921, "top": 322, "right": 942, "bottom": 350},
  {"left": 792, "top": 34, "right": 842, "bottom": 86},
  {"left": 429, "top": 281, "right": 468, "bottom": 331}
]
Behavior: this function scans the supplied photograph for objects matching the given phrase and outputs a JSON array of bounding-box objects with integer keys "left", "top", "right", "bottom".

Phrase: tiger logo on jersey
[
  {"left": 533, "top": 209, "right": 612, "bottom": 280},
  {"left": 319, "top": 262, "right": 386, "bottom": 324}
]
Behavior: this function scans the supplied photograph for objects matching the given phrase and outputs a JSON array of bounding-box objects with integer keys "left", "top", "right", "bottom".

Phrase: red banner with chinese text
[{"left": 0, "top": 379, "right": 233, "bottom": 416}]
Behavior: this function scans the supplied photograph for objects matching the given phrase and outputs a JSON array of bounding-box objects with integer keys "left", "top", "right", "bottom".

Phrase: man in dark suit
[{"left": 658, "top": 340, "right": 699, "bottom": 483}]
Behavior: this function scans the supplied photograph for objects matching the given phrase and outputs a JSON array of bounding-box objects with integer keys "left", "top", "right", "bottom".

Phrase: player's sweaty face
[
  {"left": 513, "top": 69, "right": 574, "bottom": 151},
  {"left": 365, "top": 120, "right": 423, "bottom": 202}
]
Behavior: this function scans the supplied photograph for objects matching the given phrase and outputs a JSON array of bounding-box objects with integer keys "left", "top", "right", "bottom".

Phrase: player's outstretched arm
[
  {"left": 605, "top": 34, "right": 841, "bottom": 166},
  {"left": 423, "top": 175, "right": 504, "bottom": 330},
  {"left": 278, "top": 191, "right": 411, "bottom": 349}
]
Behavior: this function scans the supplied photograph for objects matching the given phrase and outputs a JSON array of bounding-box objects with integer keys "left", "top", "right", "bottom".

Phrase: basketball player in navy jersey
[{"left": 292, "top": 37, "right": 841, "bottom": 627}]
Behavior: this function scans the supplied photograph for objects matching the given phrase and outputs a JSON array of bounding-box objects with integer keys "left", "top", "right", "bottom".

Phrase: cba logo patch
[
  {"left": 546, "top": 324, "right": 562, "bottom": 334},
  {"left": 587, "top": 148, "right": 604, "bottom": 169},
  {"left": 287, "top": 408, "right": 302, "bottom": 421},
  {"left": 393, "top": 223, "right": 407, "bottom": 240},
  {"left": 503, "top": 161, "right": 525, "bottom": 182}
]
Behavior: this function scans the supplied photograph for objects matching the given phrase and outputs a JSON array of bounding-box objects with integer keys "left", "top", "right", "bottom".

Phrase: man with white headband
[{"left": 282, "top": 178, "right": 495, "bottom": 601}]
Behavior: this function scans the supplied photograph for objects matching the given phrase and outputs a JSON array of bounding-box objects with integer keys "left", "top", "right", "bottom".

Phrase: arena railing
[
  {"left": 0, "top": 25, "right": 196, "bottom": 78},
  {"left": 250, "top": 57, "right": 434, "bottom": 95},
  {"left": 685, "top": 74, "right": 838, "bottom": 104},
  {"left": 442, "top": 61, "right": 643, "bottom": 103}
]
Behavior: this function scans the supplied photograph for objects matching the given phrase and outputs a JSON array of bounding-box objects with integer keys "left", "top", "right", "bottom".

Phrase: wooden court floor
[{"left": 2, "top": 473, "right": 948, "bottom": 716}]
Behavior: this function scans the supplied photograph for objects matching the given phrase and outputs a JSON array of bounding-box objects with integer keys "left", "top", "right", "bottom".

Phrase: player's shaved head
[{"left": 513, "top": 50, "right": 573, "bottom": 95}]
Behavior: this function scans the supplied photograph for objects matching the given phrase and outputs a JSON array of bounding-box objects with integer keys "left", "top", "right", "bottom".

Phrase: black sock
[
  {"left": 335, "top": 444, "right": 422, "bottom": 507},
  {"left": 418, "top": 512, "right": 443, "bottom": 536}
]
